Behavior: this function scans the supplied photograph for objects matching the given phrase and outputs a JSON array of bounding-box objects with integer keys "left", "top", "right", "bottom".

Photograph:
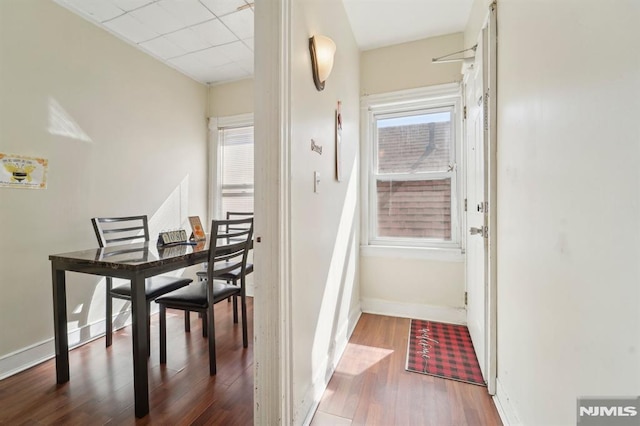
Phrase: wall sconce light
[{"left": 309, "top": 35, "right": 336, "bottom": 91}]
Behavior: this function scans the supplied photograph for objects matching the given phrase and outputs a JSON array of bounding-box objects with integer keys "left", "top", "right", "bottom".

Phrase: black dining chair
[
  {"left": 196, "top": 212, "right": 254, "bottom": 323},
  {"left": 91, "top": 215, "right": 193, "bottom": 351},
  {"left": 155, "top": 217, "right": 253, "bottom": 375}
]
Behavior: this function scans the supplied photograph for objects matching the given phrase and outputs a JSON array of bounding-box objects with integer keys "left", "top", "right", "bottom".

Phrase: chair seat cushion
[
  {"left": 196, "top": 263, "right": 253, "bottom": 281},
  {"left": 111, "top": 276, "right": 193, "bottom": 300},
  {"left": 155, "top": 281, "right": 241, "bottom": 310}
]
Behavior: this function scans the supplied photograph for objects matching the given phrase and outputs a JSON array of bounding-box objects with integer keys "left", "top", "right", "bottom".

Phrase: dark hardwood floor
[
  {"left": 0, "top": 303, "right": 501, "bottom": 425},
  {"left": 311, "top": 314, "right": 503, "bottom": 426},
  {"left": 0, "top": 298, "right": 254, "bottom": 426}
]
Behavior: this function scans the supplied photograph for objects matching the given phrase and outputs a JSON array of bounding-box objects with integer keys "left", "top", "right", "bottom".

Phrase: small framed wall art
[{"left": 0, "top": 153, "right": 48, "bottom": 189}]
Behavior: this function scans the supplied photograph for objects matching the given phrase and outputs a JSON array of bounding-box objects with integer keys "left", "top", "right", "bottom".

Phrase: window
[
  {"left": 210, "top": 114, "right": 254, "bottom": 219},
  {"left": 362, "top": 85, "right": 461, "bottom": 251},
  {"left": 219, "top": 125, "right": 254, "bottom": 214}
]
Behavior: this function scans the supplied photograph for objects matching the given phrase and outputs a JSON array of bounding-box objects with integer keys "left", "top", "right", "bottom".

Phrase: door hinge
[
  {"left": 464, "top": 291, "right": 468, "bottom": 306},
  {"left": 463, "top": 105, "right": 467, "bottom": 120},
  {"left": 484, "top": 91, "right": 489, "bottom": 131},
  {"left": 464, "top": 198, "right": 467, "bottom": 212},
  {"left": 470, "top": 225, "right": 488, "bottom": 238}
]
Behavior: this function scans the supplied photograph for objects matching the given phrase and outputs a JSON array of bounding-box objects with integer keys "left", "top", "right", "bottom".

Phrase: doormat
[{"left": 405, "top": 319, "right": 485, "bottom": 386}]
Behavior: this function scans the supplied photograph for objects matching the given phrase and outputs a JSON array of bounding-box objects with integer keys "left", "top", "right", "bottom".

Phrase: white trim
[
  {"left": 0, "top": 315, "right": 131, "bottom": 380},
  {"left": 361, "top": 83, "right": 461, "bottom": 107},
  {"left": 360, "top": 244, "right": 464, "bottom": 262},
  {"left": 0, "top": 339, "right": 53, "bottom": 380},
  {"left": 361, "top": 298, "right": 466, "bottom": 325},
  {"left": 360, "top": 83, "right": 464, "bottom": 251},
  {"left": 253, "top": 0, "right": 293, "bottom": 424},
  {"left": 216, "top": 112, "right": 254, "bottom": 129},
  {"left": 493, "top": 378, "right": 522, "bottom": 426},
  {"left": 486, "top": 1, "right": 499, "bottom": 397},
  {"left": 207, "top": 117, "right": 219, "bottom": 225}
]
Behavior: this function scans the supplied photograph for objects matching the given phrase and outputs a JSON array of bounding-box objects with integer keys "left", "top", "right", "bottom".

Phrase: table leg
[
  {"left": 52, "top": 265, "right": 69, "bottom": 383},
  {"left": 207, "top": 281, "right": 216, "bottom": 375},
  {"left": 130, "top": 273, "right": 149, "bottom": 418}
]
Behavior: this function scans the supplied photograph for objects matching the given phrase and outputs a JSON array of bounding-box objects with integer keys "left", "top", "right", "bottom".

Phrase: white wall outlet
[{"left": 314, "top": 171, "right": 320, "bottom": 193}]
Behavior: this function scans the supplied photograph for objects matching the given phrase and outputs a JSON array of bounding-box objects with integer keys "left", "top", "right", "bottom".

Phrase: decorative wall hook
[{"left": 311, "top": 139, "right": 323, "bottom": 155}]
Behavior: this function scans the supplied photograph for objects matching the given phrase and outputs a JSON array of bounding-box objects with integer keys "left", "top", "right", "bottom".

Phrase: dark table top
[{"left": 49, "top": 240, "right": 210, "bottom": 272}]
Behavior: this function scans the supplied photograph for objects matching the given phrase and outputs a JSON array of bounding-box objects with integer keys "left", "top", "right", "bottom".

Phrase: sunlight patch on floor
[{"left": 334, "top": 343, "right": 394, "bottom": 377}]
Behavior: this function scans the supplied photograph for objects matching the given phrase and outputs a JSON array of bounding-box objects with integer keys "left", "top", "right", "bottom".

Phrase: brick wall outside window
[{"left": 376, "top": 121, "right": 452, "bottom": 240}]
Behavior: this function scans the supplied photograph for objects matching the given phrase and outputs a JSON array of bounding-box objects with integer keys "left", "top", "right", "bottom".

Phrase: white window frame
[
  {"left": 360, "top": 83, "right": 463, "bottom": 259},
  {"left": 208, "top": 113, "right": 254, "bottom": 223}
]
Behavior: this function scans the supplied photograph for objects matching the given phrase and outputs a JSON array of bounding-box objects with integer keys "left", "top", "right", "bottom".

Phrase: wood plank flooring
[
  {"left": 0, "top": 298, "right": 254, "bottom": 426},
  {"left": 0, "top": 303, "right": 501, "bottom": 425},
  {"left": 311, "top": 314, "right": 502, "bottom": 426}
]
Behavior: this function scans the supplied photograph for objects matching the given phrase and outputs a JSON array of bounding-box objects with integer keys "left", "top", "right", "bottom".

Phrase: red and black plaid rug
[{"left": 405, "top": 319, "right": 485, "bottom": 386}]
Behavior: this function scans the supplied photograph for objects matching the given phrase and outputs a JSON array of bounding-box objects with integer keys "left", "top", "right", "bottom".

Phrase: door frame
[
  {"left": 485, "top": 1, "right": 498, "bottom": 396},
  {"left": 463, "top": 2, "right": 498, "bottom": 395},
  {"left": 253, "top": 0, "right": 293, "bottom": 424}
]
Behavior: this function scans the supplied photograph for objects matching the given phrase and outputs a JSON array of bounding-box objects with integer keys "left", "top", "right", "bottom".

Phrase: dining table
[{"left": 49, "top": 239, "right": 209, "bottom": 418}]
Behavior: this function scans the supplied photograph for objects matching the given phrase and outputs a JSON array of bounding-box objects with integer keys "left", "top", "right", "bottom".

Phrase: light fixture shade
[{"left": 309, "top": 35, "right": 336, "bottom": 91}]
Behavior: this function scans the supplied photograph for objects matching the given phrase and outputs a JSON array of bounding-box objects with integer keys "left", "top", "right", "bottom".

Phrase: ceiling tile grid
[
  {"left": 55, "top": 0, "right": 474, "bottom": 85},
  {"left": 55, "top": 0, "right": 254, "bottom": 85}
]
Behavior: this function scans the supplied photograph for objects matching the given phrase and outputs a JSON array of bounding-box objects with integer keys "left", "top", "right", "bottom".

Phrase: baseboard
[
  {"left": 0, "top": 313, "right": 133, "bottom": 381},
  {"left": 361, "top": 298, "right": 466, "bottom": 325},
  {"left": 0, "top": 338, "right": 54, "bottom": 381},
  {"left": 493, "top": 378, "right": 522, "bottom": 426},
  {"left": 300, "top": 307, "right": 362, "bottom": 426},
  {"left": 0, "top": 292, "right": 255, "bottom": 381}
]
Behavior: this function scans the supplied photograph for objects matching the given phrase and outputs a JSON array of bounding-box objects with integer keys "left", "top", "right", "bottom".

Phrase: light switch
[{"left": 314, "top": 171, "right": 320, "bottom": 193}]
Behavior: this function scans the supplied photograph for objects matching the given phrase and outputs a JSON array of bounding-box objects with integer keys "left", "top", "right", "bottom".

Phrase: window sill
[{"left": 360, "top": 244, "right": 464, "bottom": 262}]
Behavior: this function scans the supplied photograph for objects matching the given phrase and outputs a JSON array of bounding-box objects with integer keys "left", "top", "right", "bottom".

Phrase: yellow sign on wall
[{"left": 0, "top": 153, "right": 48, "bottom": 189}]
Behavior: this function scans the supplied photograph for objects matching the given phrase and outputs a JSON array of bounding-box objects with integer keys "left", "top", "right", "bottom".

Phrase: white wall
[
  {"left": 0, "top": 0, "right": 208, "bottom": 374},
  {"left": 468, "top": 0, "right": 640, "bottom": 424},
  {"left": 359, "top": 34, "right": 466, "bottom": 322},
  {"left": 463, "top": 0, "right": 491, "bottom": 49},
  {"left": 361, "top": 32, "right": 464, "bottom": 96},
  {"left": 289, "top": 0, "right": 361, "bottom": 422},
  {"left": 208, "top": 78, "right": 254, "bottom": 117}
]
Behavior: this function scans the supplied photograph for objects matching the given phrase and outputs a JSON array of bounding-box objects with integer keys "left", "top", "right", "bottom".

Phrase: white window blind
[{"left": 219, "top": 125, "right": 254, "bottom": 215}]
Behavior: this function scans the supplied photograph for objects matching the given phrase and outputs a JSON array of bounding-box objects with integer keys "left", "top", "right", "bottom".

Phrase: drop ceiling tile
[
  {"left": 164, "top": 27, "right": 210, "bottom": 52},
  {"left": 167, "top": 49, "right": 231, "bottom": 81},
  {"left": 157, "top": 0, "right": 215, "bottom": 27},
  {"left": 168, "top": 53, "right": 205, "bottom": 69},
  {"left": 242, "top": 37, "right": 254, "bottom": 51},
  {"left": 205, "top": 63, "right": 250, "bottom": 84},
  {"left": 213, "top": 41, "right": 252, "bottom": 62},
  {"left": 188, "top": 46, "right": 234, "bottom": 68},
  {"left": 110, "top": 0, "right": 155, "bottom": 12},
  {"left": 129, "top": 2, "right": 184, "bottom": 34},
  {"left": 139, "top": 36, "right": 186, "bottom": 59},
  {"left": 237, "top": 58, "right": 253, "bottom": 74},
  {"left": 56, "top": 0, "right": 255, "bottom": 85},
  {"left": 103, "top": 13, "right": 159, "bottom": 43},
  {"left": 59, "top": 0, "right": 124, "bottom": 22},
  {"left": 199, "top": 0, "right": 248, "bottom": 17},
  {"left": 191, "top": 19, "right": 237, "bottom": 47},
  {"left": 219, "top": 8, "right": 253, "bottom": 39}
]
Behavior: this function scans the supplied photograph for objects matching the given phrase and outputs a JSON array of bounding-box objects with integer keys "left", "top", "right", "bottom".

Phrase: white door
[{"left": 464, "top": 35, "right": 487, "bottom": 381}]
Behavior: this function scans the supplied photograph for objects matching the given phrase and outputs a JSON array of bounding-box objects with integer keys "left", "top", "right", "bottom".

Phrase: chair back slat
[
  {"left": 207, "top": 217, "right": 253, "bottom": 282},
  {"left": 225, "top": 212, "right": 253, "bottom": 244},
  {"left": 91, "top": 215, "right": 150, "bottom": 248}
]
